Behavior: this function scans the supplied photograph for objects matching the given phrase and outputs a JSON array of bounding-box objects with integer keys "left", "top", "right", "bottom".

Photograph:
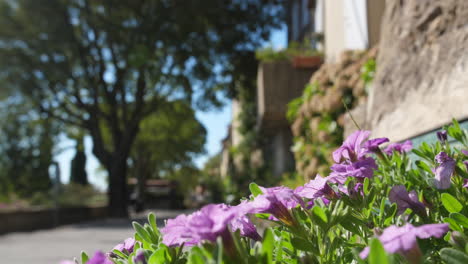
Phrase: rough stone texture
[
  {"left": 344, "top": 103, "right": 368, "bottom": 138},
  {"left": 368, "top": 0, "right": 468, "bottom": 142}
]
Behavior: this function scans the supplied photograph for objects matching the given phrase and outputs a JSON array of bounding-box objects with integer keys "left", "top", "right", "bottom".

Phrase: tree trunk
[{"left": 108, "top": 155, "right": 129, "bottom": 217}]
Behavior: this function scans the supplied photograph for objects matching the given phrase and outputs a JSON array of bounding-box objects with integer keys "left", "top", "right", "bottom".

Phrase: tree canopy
[{"left": 0, "top": 0, "right": 285, "bottom": 216}]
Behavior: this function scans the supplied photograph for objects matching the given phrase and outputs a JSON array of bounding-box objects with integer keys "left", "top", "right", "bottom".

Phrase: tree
[
  {"left": 0, "top": 96, "right": 58, "bottom": 198},
  {"left": 0, "top": 0, "right": 284, "bottom": 216},
  {"left": 70, "top": 136, "right": 88, "bottom": 185},
  {"left": 126, "top": 100, "right": 206, "bottom": 208}
]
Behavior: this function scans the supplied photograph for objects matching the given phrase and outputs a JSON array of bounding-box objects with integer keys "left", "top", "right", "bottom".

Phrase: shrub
[{"left": 65, "top": 120, "right": 468, "bottom": 264}]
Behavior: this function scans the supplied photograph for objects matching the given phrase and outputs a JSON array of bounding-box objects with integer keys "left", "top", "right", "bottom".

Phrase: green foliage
[
  {"left": 0, "top": 98, "right": 58, "bottom": 198},
  {"left": 256, "top": 41, "right": 322, "bottom": 62},
  {"left": 361, "top": 58, "right": 377, "bottom": 94},
  {"left": 0, "top": 0, "right": 285, "bottom": 215},
  {"left": 28, "top": 183, "right": 106, "bottom": 208},
  {"left": 288, "top": 51, "right": 377, "bottom": 182},
  {"left": 73, "top": 121, "right": 468, "bottom": 264},
  {"left": 129, "top": 100, "right": 206, "bottom": 180}
]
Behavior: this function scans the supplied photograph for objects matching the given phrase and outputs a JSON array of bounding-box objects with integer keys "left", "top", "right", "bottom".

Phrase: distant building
[{"left": 220, "top": 0, "right": 387, "bottom": 179}]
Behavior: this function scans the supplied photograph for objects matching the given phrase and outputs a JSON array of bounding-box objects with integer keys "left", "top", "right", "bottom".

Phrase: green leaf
[
  {"left": 312, "top": 206, "right": 328, "bottom": 223},
  {"left": 415, "top": 160, "right": 433, "bottom": 174},
  {"left": 444, "top": 217, "right": 463, "bottom": 232},
  {"left": 148, "top": 212, "right": 158, "bottom": 234},
  {"left": 440, "top": 248, "right": 468, "bottom": 264},
  {"left": 441, "top": 193, "right": 463, "bottom": 213},
  {"left": 188, "top": 247, "right": 206, "bottom": 264},
  {"left": 249, "top": 182, "right": 263, "bottom": 197},
  {"left": 149, "top": 244, "right": 172, "bottom": 264},
  {"left": 384, "top": 204, "right": 398, "bottom": 226},
  {"left": 451, "top": 213, "right": 468, "bottom": 228},
  {"left": 311, "top": 206, "right": 328, "bottom": 231},
  {"left": 363, "top": 178, "right": 370, "bottom": 195},
  {"left": 214, "top": 237, "right": 223, "bottom": 264},
  {"left": 290, "top": 237, "right": 318, "bottom": 254},
  {"left": 261, "top": 228, "right": 274, "bottom": 263},
  {"left": 80, "top": 251, "right": 89, "bottom": 264},
  {"left": 133, "top": 221, "right": 153, "bottom": 243},
  {"left": 369, "top": 238, "right": 389, "bottom": 264},
  {"left": 111, "top": 249, "right": 127, "bottom": 259}
]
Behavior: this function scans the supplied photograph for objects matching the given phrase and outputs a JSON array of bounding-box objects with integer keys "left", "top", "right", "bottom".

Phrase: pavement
[{"left": 0, "top": 209, "right": 191, "bottom": 264}]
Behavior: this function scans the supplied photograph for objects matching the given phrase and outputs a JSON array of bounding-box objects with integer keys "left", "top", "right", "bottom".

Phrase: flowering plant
[{"left": 65, "top": 120, "right": 468, "bottom": 264}]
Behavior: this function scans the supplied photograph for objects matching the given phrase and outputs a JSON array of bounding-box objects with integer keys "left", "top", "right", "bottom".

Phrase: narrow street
[{"left": 0, "top": 209, "right": 189, "bottom": 264}]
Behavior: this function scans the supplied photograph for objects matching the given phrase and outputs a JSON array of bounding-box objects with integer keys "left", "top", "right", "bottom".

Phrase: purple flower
[
  {"left": 360, "top": 223, "right": 449, "bottom": 260},
  {"left": 86, "top": 252, "right": 113, "bottom": 264},
  {"left": 161, "top": 214, "right": 199, "bottom": 247},
  {"left": 462, "top": 150, "right": 468, "bottom": 156},
  {"left": 437, "top": 130, "right": 448, "bottom": 143},
  {"left": 433, "top": 152, "right": 456, "bottom": 189},
  {"left": 389, "top": 185, "right": 426, "bottom": 216},
  {"left": 59, "top": 261, "right": 76, "bottom": 264},
  {"left": 463, "top": 160, "right": 468, "bottom": 171},
  {"left": 384, "top": 140, "right": 413, "bottom": 155},
  {"left": 113, "top": 237, "right": 136, "bottom": 253},
  {"left": 133, "top": 250, "right": 146, "bottom": 264},
  {"left": 256, "top": 186, "right": 304, "bottom": 210},
  {"left": 328, "top": 157, "right": 377, "bottom": 184},
  {"left": 186, "top": 204, "right": 239, "bottom": 243},
  {"left": 463, "top": 179, "right": 468, "bottom": 189},
  {"left": 333, "top": 131, "right": 387, "bottom": 162},
  {"left": 294, "top": 175, "right": 336, "bottom": 200},
  {"left": 363, "top": 137, "right": 390, "bottom": 153},
  {"left": 347, "top": 182, "right": 364, "bottom": 198},
  {"left": 249, "top": 186, "right": 303, "bottom": 226},
  {"left": 230, "top": 215, "right": 261, "bottom": 241}
]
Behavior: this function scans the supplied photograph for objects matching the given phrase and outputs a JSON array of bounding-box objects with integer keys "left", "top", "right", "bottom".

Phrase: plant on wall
[{"left": 288, "top": 48, "right": 378, "bottom": 182}]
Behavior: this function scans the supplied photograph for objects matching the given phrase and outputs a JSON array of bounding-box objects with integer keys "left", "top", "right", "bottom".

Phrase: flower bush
[{"left": 65, "top": 120, "right": 468, "bottom": 264}]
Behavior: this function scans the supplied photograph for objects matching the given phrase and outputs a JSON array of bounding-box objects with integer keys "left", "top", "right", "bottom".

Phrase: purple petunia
[
  {"left": 133, "top": 250, "right": 146, "bottom": 264},
  {"left": 330, "top": 131, "right": 385, "bottom": 184},
  {"left": 333, "top": 131, "right": 388, "bottom": 163},
  {"left": 161, "top": 202, "right": 261, "bottom": 248},
  {"left": 363, "top": 137, "right": 390, "bottom": 153},
  {"left": 360, "top": 223, "right": 449, "bottom": 260},
  {"left": 388, "top": 185, "right": 426, "bottom": 216},
  {"left": 86, "top": 252, "right": 113, "bottom": 264},
  {"left": 230, "top": 214, "right": 261, "bottom": 241},
  {"left": 249, "top": 186, "right": 303, "bottom": 226},
  {"left": 328, "top": 157, "right": 378, "bottom": 184},
  {"left": 294, "top": 175, "right": 336, "bottom": 200},
  {"left": 384, "top": 140, "right": 413, "bottom": 155},
  {"left": 113, "top": 237, "right": 136, "bottom": 253},
  {"left": 186, "top": 204, "right": 239, "bottom": 243},
  {"left": 433, "top": 152, "right": 456, "bottom": 190},
  {"left": 161, "top": 214, "right": 199, "bottom": 247},
  {"left": 437, "top": 130, "right": 448, "bottom": 143}
]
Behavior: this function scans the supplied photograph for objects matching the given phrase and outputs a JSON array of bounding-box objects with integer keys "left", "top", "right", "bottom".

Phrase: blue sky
[{"left": 56, "top": 26, "right": 287, "bottom": 190}]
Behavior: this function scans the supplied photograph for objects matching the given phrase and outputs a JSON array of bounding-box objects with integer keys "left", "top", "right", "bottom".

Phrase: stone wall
[
  {"left": 292, "top": 48, "right": 377, "bottom": 180},
  {"left": 367, "top": 0, "right": 468, "bottom": 141}
]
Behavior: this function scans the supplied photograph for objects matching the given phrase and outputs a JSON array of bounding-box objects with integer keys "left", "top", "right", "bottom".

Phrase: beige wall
[
  {"left": 324, "top": 0, "right": 345, "bottom": 62},
  {"left": 324, "top": 0, "right": 385, "bottom": 62}
]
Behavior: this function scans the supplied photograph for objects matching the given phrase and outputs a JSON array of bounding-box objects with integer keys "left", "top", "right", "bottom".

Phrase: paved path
[{"left": 0, "top": 209, "right": 190, "bottom": 264}]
